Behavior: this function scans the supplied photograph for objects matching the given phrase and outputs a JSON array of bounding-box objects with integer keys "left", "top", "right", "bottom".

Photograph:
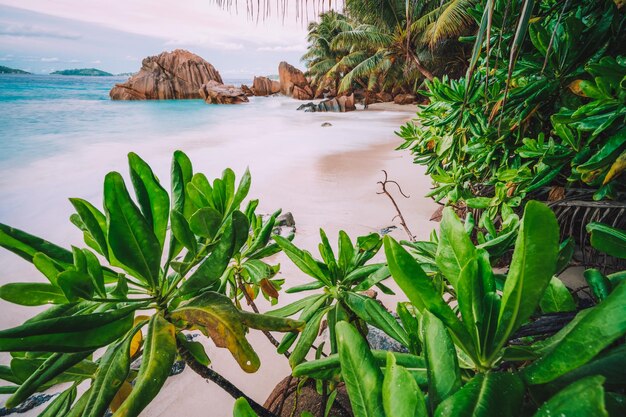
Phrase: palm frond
[
  {"left": 332, "top": 29, "right": 393, "bottom": 50},
  {"left": 339, "top": 50, "right": 387, "bottom": 92}
]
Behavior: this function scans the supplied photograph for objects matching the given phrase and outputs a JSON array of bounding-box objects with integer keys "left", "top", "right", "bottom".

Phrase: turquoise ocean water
[{"left": 0, "top": 74, "right": 252, "bottom": 168}]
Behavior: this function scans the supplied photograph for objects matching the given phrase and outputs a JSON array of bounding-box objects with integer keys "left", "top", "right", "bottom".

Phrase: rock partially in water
[
  {"left": 297, "top": 94, "right": 356, "bottom": 113},
  {"left": 199, "top": 81, "right": 249, "bottom": 104},
  {"left": 321, "top": 122, "right": 332, "bottom": 127},
  {"left": 278, "top": 62, "right": 313, "bottom": 100},
  {"left": 252, "top": 76, "right": 281, "bottom": 96},
  {"left": 109, "top": 49, "right": 222, "bottom": 100}
]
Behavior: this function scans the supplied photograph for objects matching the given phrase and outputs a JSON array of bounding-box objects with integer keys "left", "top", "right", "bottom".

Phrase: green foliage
[
  {"left": 397, "top": 0, "right": 626, "bottom": 229},
  {"left": 0, "top": 151, "right": 302, "bottom": 416},
  {"left": 302, "top": 1, "right": 476, "bottom": 96},
  {"left": 270, "top": 229, "right": 404, "bottom": 366},
  {"left": 294, "top": 201, "right": 626, "bottom": 417}
]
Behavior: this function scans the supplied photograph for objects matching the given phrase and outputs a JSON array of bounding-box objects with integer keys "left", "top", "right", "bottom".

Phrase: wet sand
[{"left": 0, "top": 99, "right": 437, "bottom": 415}]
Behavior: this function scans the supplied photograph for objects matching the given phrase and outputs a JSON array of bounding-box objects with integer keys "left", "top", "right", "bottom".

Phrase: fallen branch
[
  {"left": 377, "top": 170, "right": 416, "bottom": 242},
  {"left": 179, "top": 345, "right": 279, "bottom": 417}
]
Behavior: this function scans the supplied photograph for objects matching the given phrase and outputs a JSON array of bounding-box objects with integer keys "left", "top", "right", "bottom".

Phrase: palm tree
[
  {"left": 301, "top": 11, "right": 356, "bottom": 95},
  {"left": 327, "top": 0, "right": 478, "bottom": 93}
]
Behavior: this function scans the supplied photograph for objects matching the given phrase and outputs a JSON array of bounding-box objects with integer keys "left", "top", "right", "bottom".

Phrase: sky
[{"left": 0, "top": 0, "right": 342, "bottom": 77}]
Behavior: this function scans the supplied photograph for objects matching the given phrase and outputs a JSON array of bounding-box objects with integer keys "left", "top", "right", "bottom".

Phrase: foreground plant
[
  {"left": 270, "top": 230, "right": 403, "bottom": 366},
  {"left": 0, "top": 151, "right": 302, "bottom": 417},
  {"left": 277, "top": 201, "right": 626, "bottom": 417}
]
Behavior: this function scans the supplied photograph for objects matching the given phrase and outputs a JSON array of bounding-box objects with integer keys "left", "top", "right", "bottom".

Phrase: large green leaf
[
  {"left": 104, "top": 172, "right": 161, "bottom": 288},
  {"left": 170, "top": 210, "right": 197, "bottom": 255},
  {"left": 128, "top": 152, "right": 170, "bottom": 250},
  {"left": 178, "top": 211, "right": 248, "bottom": 295},
  {"left": 189, "top": 207, "right": 222, "bottom": 239},
  {"left": 69, "top": 198, "right": 109, "bottom": 259},
  {"left": 168, "top": 150, "right": 193, "bottom": 260},
  {"left": 422, "top": 310, "right": 461, "bottom": 412},
  {"left": 112, "top": 314, "right": 176, "bottom": 417},
  {"left": 383, "top": 352, "right": 427, "bottom": 417},
  {"left": 37, "top": 385, "right": 77, "bottom": 417},
  {"left": 492, "top": 201, "right": 559, "bottom": 358},
  {"left": 343, "top": 292, "right": 409, "bottom": 347},
  {"left": 437, "top": 208, "right": 481, "bottom": 346},
  {"left": 273, "top": 235, "right": 330, "bottom": 285},
  {"left": 532, "top": 376, "right": 607, "bottom": 417},
  {"left": 0, "top": 223, "right": 72, "bottom": 265},
  {"left": 5, "top": 351, "right": 91, "bottom": 408},
  {"left": 586, "top": 222, "right": 626, "bottom": 259},
  {"left": 384, "top": 236, "right": 475, "bottom": 359},
  {"left": 0, "top": 305, "right": 137, "bottom": 352},
  {"left": 0, "top": 283, "right": 66, "bottom": 306},
  {"left": 549, "top": 344, "right": 626, "bottom": 388},
  {"left": 171, "top": 291, "right": 260, "bottom": 372},
  {"left": 289, "top": 307, "right": 327, "bottom": 368},
  {"left": 436, "top": 207, "right": 478, "bottom": 289},
  {"left": 83, "top": 322, "right": 145, "bottom": 417},
  {"left": 57, "top": 270, "right": 95, "bottom": 302},
  {"left": 434, "top": 372, "right": 524, "bottom": 417},
  {"left": 336, "top": 321, "right": 385, "bottom": 417},
  {"left": 238, "top": 310, "right": 303, "bottom": 333},
  {"left": 523, "top": 281, "right": 626, "bottom": 385},
  {"left": 228, "top": 167, "right": 251, "bottom": 215},
  {"left": 539, "top": 276, "right": 576, "bottom": 313}
]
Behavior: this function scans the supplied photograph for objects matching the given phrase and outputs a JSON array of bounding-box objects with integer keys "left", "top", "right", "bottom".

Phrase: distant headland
[
  {"left": 0, "top": 65, "right": 30, "bottom": 74},
  {"left": 51, "top": 68, "right": 113, "bottom": 76}
]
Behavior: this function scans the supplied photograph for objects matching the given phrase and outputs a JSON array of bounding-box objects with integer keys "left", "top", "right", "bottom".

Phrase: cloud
[
  {"left": 164, "top": 37, "right": 244, "bottom": 51},
  {"left": 256, "top": 44, "right": 306, "bottom": 52},
  {"left": 40, "top": 57, "right": 59, "bottom": 62},
  {"left": 91, "top": 59, "right": 101, "bottom": 64},
  {"left": 0, "top": 54, "right": 14, "bottom": 61},
  {"left": 0, "top": 22, "right": 81, "bottom": 39}
]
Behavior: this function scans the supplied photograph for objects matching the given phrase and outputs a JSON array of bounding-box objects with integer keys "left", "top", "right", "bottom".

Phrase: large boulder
[
  {"left": 110, "top": 49, "right": 222, "bottom": 100},
  {"left": 198, "top": 80, "right": 248, "bottom": 104},
  {"left": 278, "top": 62, "right": 313, "bottom": 100},
  {"left": 296, "top": 94, "right": 356, "bottom": 112},
  {"left": 252, "top": 76, "right": 280, "bottom": 96}
]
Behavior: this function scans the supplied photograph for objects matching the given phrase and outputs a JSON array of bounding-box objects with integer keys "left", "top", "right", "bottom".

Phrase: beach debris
[
  {"left": 380, "top": 225, "right": 397, "bottom": 235},
  {"left": 278, "top": 61, "right": 314, "bottom": 100},
  {"left": 109, "top": 49, "right": 222, "bottom": 100},
  {"left": 296, "top": 94, "right": 356, "bottom": 113},
  {"left": 199, "top": 80, "right": 249, "bottom": 104}
]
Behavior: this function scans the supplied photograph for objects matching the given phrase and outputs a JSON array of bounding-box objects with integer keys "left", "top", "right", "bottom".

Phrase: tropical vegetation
[{"left": 397, "top": 0, "right": 626, "bottom": 228}]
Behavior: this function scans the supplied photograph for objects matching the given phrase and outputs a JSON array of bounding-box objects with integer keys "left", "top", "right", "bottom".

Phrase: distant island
[
  {"left": 0, "top": 65, "right": 30, "bottom": 74},
  {"left": 51, "top": 68, "right": 113, "bottom": 76}
]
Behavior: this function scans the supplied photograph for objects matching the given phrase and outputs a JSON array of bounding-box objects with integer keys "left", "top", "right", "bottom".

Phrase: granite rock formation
[
  {"left": 109, "top": 50, "right": 222, "bottom": 100},
  {"left": 199, "top": 80, "right": 248, "bottom": 104},
  {"left": 297, "top": 94, "right": 356, "bottom": 112},
  {"left": 278, "top": 62, "right": 313, "bottom": 100},
  {"left": 251, "top": 76, "right": 281, "bottom": 96}
]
